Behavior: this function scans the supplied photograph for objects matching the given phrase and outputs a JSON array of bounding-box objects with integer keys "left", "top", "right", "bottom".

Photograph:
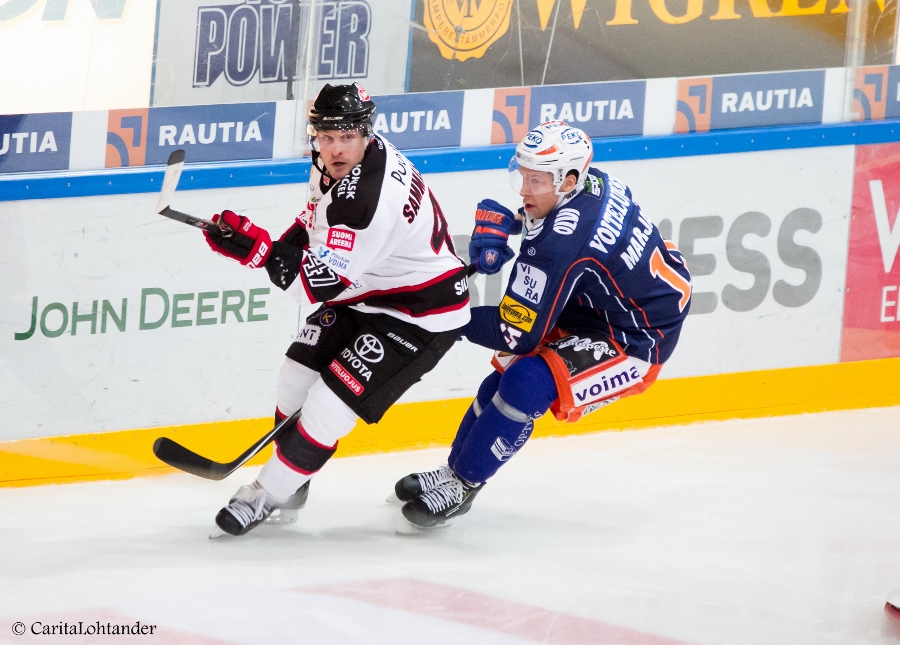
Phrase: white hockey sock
[
  {"left": 299, "top": 380, "right": 359, "bottom": 447},
  {"left": 276, "top": 358, "right": 319, "bottom": 416}
]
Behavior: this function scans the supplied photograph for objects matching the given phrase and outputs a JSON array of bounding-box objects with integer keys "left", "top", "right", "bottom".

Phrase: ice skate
[
  {"left": 391, "top": 464, "right": 458, "bottom": 503},
  {"left": 214, "top": 480, "right": 309, "bottom": 537},
  {"left": 400, "top": 474, "right": 483, "bottom": 529},
  {"left": 264, "top": 480, "right": 310, "bottom": 525}
]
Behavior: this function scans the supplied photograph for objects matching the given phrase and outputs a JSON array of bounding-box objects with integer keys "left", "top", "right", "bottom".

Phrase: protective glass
[{"left": 508, "top": 156, "right": 556, "bottom": 195}]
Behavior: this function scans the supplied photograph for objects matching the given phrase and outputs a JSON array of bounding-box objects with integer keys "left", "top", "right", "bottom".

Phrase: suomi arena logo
[{"left": 423, "top": 0, "right": 513, "bottom": 61}]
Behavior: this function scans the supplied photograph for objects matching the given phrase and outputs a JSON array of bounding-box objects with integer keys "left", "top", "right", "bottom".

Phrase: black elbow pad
[{"left": 264, "top": 240, "right": 303, "bottom": 290}]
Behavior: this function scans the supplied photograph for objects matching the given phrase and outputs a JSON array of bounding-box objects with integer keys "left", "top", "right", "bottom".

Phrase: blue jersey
[{"left": 463, "top": 168, "right": 691, "bottom": 364}]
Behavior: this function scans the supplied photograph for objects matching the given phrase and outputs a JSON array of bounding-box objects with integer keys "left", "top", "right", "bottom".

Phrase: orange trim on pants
[{"left": 491, "top": 336, "right": 664, "bottom": 424}]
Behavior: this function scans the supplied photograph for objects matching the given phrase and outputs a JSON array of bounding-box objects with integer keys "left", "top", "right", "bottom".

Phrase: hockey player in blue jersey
[{"left": 394, "top": 121, "right": 692, "bottom": 529}]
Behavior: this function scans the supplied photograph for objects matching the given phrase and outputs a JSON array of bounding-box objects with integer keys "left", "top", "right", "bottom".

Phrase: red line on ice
[{"left": 304, "top": 578, "right": 698, "bottom": 644}]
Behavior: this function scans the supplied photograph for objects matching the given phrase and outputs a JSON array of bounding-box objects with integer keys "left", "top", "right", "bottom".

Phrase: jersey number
[
  {"left": 429, "top": 189, "right": 455, "bottom": 255},
  {"left": 649, "top": 247, "right": 691, "bottom": 312}
]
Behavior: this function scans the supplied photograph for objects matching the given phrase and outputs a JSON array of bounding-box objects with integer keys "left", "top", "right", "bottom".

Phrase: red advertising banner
[{"left": 842, "top": 143, "right": 900, "bottom": 361}]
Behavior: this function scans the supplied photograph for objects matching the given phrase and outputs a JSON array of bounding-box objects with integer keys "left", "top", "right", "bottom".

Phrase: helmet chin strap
[
  {"left": 554, "top": 176, "right": 583, "bottom": 209},
  {"left": 522, "top": 183, "right": 581, "bottom": 228},
  {"left": 310, "top": 150, "right": 332, "bottom": 182}
]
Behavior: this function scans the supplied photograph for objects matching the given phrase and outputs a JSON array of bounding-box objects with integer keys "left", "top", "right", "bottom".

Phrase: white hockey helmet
[{"left": 509, "top": 121, "right": 593, "bottom": 196}]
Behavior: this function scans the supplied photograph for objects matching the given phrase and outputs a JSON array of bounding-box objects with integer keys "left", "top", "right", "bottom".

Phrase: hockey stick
[
  {"left": 156, "top": 149, "right": 232, "bottom": 236},
  {"left": 153, "top": 264, "right": 481, "bottom": 480},
  {"left": 152, "top": 409, "right": 301, "bottom": 480}
]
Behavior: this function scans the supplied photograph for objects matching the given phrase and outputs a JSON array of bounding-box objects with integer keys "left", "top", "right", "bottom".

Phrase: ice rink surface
[{"left": 2, "top": 406, "right": 899, "bottom": 644}]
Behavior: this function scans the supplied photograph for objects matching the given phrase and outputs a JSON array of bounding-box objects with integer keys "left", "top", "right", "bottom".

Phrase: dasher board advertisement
[
  {"left": 490, "top": 81, "right": 646, "bottom": 144},
  {"left": 105, "top": 103, "right": 277, "bottom": 168},
  {"left": 842, "top": 142, "right": 900, "bottom": 361},
  {"left": 676, "top": 70, "right": 825, "bottom": 133},
  {"left": 0, "top": 113, "right": 72, "bottom": 173},
  {"left": 371, "top": 91, "right": 465, "bottom": 149},
  {"left": 408, "top": 0, "right": 887, "bottom": 92},
  {"left": 0, "top": 185, "right": 306, "bottom": 441},
  {"left": 152, "top": 0, "right": 413, "bottom": 107},
  {"left": 0, "top": 0, "right": 157, "bottom": 115}
]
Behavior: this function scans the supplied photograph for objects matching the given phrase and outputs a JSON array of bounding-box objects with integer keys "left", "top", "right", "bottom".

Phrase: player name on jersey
[{"left": 589, "top": 176, "right": 630, "bottom": 255}]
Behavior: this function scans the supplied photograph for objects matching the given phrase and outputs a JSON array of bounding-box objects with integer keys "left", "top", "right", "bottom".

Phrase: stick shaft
[
  {"left": 158, "top": 206, "right": 221, "bottom": 233},
  {"left": 155, "top": 149, "right": 232, "bottom": 236}
]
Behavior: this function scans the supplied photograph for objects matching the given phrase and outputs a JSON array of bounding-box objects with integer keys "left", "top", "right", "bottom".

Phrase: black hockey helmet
[{"left": 307, "top": 83, "right": 376, "bottom": 135}]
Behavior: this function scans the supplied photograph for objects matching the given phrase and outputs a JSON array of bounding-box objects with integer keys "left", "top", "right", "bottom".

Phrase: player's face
[
  {"left": 517, "top": 167, "right": 558, "bottom": 219},
  {"left": 315, "top": 129, "right": 368, "bottom": 180}
]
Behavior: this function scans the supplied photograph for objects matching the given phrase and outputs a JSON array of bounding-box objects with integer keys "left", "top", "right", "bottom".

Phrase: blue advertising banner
[
  {"left": 529, "top": 81, "right": 645, "bottom": 138},
  {"left": 145, "top": 103, "right": 276, "bottom": 164},
  {"left": 710, "top": 70, "right": 825, "bottom": 130},
  {"left": 371, "top": 91, "right": 464, "bottom": 150},
  {"left": 0, "top": 113, "right": 72, "bottom": 173},
  {"left": 885, "top": 66, "right": 900, "bottom": 120}
]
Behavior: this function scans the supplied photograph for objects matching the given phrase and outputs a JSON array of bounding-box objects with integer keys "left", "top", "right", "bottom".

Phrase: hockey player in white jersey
[{"left": 203, "top": 83, "right": 471, "bottom": 536}]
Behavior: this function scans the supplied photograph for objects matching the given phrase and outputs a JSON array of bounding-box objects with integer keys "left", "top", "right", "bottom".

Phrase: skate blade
[
  {"left": 264, "top": 508, "right": 300, "bottom": 525},
  {"left": 209, "top": 528, "right": 232, "bottom": 540},
  {"left": 394, "top": 514, "right": 453, "bottom": 535},
  {"left": 385, "top": 492, "right": 403, "bottom": 504}
]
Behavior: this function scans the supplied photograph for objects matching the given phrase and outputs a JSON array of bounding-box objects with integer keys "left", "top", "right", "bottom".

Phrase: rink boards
[{"left": 1, "top": 135, "right": 900, "bottom": 485}]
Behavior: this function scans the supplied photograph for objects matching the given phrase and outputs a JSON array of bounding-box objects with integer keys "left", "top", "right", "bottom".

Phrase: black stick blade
[
  {"left": 151, "top": 410, "right": 299, "bottom": 481},
  {"left": 153, "top": 437, "right": 229, "bottom": 480}
]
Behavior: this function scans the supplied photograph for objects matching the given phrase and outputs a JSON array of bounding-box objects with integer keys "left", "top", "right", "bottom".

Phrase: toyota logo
[{"left": 354, "top": 334, "right": 384, "bottom": 363}]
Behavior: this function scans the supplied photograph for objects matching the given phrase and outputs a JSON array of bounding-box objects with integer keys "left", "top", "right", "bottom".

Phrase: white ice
[{"left": 2, "top": 407, "right": 900, "bottom": 644}]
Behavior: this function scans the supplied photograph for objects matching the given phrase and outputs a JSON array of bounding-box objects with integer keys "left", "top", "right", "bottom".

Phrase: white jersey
[{"left": 284, "top": 134, "right": 470, "bottom": 332}]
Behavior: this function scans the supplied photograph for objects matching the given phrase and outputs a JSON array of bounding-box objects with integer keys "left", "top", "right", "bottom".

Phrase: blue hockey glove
[
  {"left": 469, "top": 199, "right": 521, "bottom": 275},
  {"left": 469, "top": 239, "right": 514, "bottom": 274},
  {"left": 474, "top": 199, "right": 523, "bottom": 240}
]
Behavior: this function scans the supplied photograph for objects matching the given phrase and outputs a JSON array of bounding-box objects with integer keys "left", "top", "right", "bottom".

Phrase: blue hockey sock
[
  {"left": 449, "top": 356, "right": 557, "bottom": 484},
  {"left": 449, "top": 370, "right": 501, "bottom": 465}
]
